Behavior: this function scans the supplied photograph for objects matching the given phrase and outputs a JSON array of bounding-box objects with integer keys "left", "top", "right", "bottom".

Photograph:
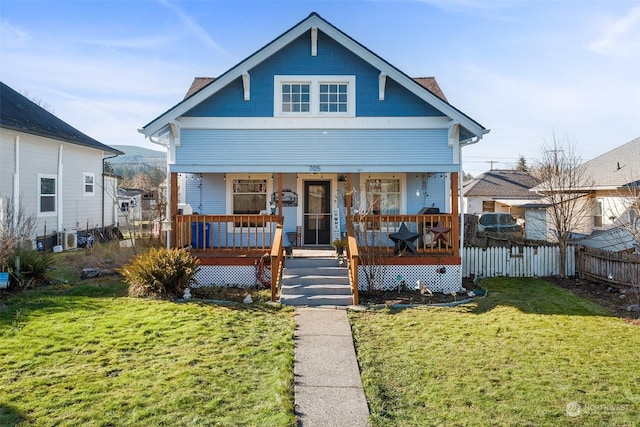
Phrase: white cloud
[
  {"left": 0, "top": 19, "right": 30, "bottom": 45},
  {"left": 588, "top": 5, "right": 640, "bottom": 56},
  {"left": 158, "top": 0, "right": 230, "bottom": 57}
]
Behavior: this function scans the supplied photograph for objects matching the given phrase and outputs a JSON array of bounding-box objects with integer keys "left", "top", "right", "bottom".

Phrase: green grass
[
  {"left": 349, "top": 278, "right": 640, "bottom": 427},
  {"left": 0, "top": 281, "right": 296, "bottom": 426}
]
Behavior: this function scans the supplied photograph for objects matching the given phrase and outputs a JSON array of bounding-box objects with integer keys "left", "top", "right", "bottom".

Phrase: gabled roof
[
  {"left": 141, "top": 12, "right": 487, "bottom": 139},
  {"left": 0, "top": 82, "right": 123, "bottom": 155},
  {"left": 580, "top": 136, "right": 640, "bottom": 189},
  {"left": 463, "top": 170, "right": 540, "bottom": 198},
  {"left": 184, "top": 77, "right": 216, "bottom": 99}
]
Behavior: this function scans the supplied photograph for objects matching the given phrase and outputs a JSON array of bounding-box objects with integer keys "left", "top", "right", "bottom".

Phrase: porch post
[
  {"left": 277, "top": 173, "right": 283, "bottom": 225},
  {"left": 170, "top": 172, "right": 178, "bottom": 248},
  {"left": 346, "top": 173, "right": 352, "bottom": 219},
  {"left": 450, "top": 172, "right": 459, "bottom": 255}
]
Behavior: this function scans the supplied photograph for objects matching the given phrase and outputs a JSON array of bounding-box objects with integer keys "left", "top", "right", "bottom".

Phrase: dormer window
[
  {"left": 275, "top": 76, "right": 355, "bottom": 117},
  {"left": 282, "top": 83, "right": 310, "bottom": 113}
]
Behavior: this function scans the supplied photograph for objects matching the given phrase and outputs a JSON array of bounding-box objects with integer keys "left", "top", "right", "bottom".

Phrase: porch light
[{"left": 415, "top": 174, "right": 420, "bottom": 197}]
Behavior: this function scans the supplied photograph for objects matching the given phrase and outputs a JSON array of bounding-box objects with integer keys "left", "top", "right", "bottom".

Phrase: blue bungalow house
[{"left": 140, "top": 12, "right": 488, "bottom": 302}]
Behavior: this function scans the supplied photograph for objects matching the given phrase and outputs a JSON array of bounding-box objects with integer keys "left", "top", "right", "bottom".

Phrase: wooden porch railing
[
  {"left": 346, "top": 223, "right": 359, "bottom": 305},
  {"left": 270, "top": 226, "right": 285, "bottom": 302},
  {"left": 350, "top": 214, "right": 458, "bottom": 256},
  {"left": 174, "top": 214, "right": 282, "bottom": 252}
]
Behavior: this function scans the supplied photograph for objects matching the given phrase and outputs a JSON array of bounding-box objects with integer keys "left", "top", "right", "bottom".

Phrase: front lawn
[
  {"left": 349, "top": 277, "right": 640, "bottom": 426},
  {"left": 0, "top": 281, "right": 296, "bottom": 426}
]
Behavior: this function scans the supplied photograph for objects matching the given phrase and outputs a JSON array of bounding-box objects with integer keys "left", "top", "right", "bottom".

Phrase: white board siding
[
  {"left": 0, "top": 130, "right": 109, "bottom": 237},
  {"left": 175, "top": 128, "right": 453, "bottom": 173}
]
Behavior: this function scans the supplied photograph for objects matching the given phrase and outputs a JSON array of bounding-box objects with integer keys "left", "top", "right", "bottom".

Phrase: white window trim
[
  {"left": 83, "top": 172, "right": 95, "bottom": 196},
  {"left": 359, "top": 173, "right": 406, "bottom": 215},
  {"left": 226, "top": 174, "right": 273, "bottom": 230},
  {"left": 274, "top": 75, "right": 355, "bottom": 117},
  {"left": 38, "top": 173, "right": 57, "bottom": 217}
]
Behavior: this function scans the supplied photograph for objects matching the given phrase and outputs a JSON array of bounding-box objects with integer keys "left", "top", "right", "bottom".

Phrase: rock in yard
[
  {"left": 627, "top": 304, "right": 640, "bottom": 312},
  {"left": 81, "top": 268, "right": 115, "bottom": 280}
]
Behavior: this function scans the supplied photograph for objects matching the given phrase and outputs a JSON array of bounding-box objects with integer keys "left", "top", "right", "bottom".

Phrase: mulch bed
[
  {"left": 358, "top": 277, "right": 640, "bottom": 325},
  {"left": 546, "top": 276, "right": 640, "bottom": 324}
]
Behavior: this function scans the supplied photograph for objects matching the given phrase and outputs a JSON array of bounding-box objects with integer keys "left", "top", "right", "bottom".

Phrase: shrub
[
  {"left": 119, "top": 248, "right": 200, "bottom": 299},
  {"left": 7, "top": 249, "right": 54, "bottom": 289}
]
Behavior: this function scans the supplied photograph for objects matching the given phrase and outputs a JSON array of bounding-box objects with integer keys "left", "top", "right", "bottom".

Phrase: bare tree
[
  {"left": 530, "top": 134, "right": 594, "bottom": 277},
  {"left": 0, "top": 196, "right": 37, "bottom": 269}
]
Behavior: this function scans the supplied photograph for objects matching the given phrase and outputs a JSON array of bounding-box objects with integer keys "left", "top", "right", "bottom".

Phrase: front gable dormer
[{"left": 141, "top": 12, "right": 487, "bottom": 142}]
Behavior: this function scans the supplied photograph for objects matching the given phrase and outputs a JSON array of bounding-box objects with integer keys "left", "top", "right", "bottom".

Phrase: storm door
[{"left": 303, "top": 181, "right": 331, "bottom": 245}]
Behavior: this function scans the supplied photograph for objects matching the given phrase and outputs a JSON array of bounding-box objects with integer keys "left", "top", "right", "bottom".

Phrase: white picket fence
[{"left": 463, "top": 245, "right": 575, "bottom": 278}]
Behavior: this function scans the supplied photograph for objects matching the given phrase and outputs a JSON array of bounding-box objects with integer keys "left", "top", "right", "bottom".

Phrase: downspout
[
  {"left": 146, "top": 132, "right": 171, "bottom": 248},
  {"left": 12, "top": 135, "right": 20, "bottom": 232},
  {"left": 458, "top": 135, "right": 482, "bottom": 281},
  {"left": 57, "top": 144, "right": 63, "bottom": 232},
  {"left": 102, "top": 152, "right": 120, "bottom": 231}
]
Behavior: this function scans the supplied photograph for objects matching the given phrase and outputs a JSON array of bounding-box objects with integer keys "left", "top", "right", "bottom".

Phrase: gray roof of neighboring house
[
  {"left": 0, "top": 82, "right": 123, "bottom": 155},
  {"left": 463, "top": 170, "right": 541, "bottom": 198},
  {"left": 580, "top": 136, "right": 640, "bottom": 189},
  {"left": 184, "top": 76, "right": 448, "bottom": 102}
]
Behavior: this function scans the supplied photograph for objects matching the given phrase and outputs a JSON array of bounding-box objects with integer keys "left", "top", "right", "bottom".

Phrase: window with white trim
[
  {"left": 365, "top": 178, "right": 400, "bottom": 215},
  {"left": 274, "top": 76, "right": 355, "bottom": 117},
  {"left": 281, "top": 83, "right": 310, "bottom": 113},
  {"left": 319, "top": 83, "right": 348, "bottom": 113},
  {"left": 84, "top": 172, "right": 95, "bottom": 196},
  {"left": 38, "top": 174, "right": 56, "bottom": 215},
  {"left": 233, "top": 179, "right": 267, "bottom": 215}
]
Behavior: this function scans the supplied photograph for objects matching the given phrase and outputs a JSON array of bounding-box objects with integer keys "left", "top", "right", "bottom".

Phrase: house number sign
[{"left": 309, "top": 165, "right": 321, "bottom": 172}]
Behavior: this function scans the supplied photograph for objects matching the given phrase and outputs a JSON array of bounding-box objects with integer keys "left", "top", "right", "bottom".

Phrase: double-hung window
[
  {"left": 275, "top": 76, "right": 355, "bottom": 117},
  {"left": 365, "top": 178, "right": 400, "bottom": 215},
  {"left": 233, "top": 179, "right": 267, "bottom": 215},
  {"left": 84, "top": 173, "right": 95, "bottom": 196},
  {"left": 38, "top": 174, "right": 56, "bottom": 215}
]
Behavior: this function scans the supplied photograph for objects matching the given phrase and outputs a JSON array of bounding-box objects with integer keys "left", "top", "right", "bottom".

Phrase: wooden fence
[
  {"left": 576, "top": 246, "right": 639, "bottom": 286},
  {"left": 463, "top": 245, "right": 576, "bottom": 278}
]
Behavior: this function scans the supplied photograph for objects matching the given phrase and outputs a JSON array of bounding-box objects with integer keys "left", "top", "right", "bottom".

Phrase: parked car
[{"left": 477, "top": 213, "right": 523, "bottom": 238}]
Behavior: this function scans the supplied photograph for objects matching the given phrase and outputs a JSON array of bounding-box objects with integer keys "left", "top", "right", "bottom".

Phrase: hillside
[{"left": 108, "top": 145, "right": 166, "bottom": 180}]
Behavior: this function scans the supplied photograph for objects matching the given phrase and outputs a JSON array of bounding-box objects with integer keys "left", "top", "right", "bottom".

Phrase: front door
[{"left": 304, "top": 181, "right": 331, "bottom": 245}]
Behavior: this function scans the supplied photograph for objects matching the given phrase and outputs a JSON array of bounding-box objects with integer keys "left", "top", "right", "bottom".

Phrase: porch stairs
[{"left": 280, "top": 250, "right": 353, "bottom": 306}]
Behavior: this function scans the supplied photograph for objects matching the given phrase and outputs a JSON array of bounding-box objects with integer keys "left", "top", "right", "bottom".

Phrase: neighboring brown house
[{"left": 463, "top": 170, "right": 541, "bottom": 218}]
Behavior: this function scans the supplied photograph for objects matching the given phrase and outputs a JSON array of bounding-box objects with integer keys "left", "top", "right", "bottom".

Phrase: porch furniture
[{"left": 389, "top": 223, "right": 421, "bottom": 256}]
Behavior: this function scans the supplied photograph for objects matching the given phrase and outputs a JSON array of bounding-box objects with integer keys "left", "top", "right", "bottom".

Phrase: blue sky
[{"left": 1, "top": 0, "right": 639, "bottom": 176}]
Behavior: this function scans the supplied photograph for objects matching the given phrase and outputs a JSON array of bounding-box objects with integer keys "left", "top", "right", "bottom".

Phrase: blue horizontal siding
[
  {"left": 178, "top": 128, "right": 452, "bottom": 169},
  {"left": 184, "top": 30, "right": 444, "bottom": 118}
]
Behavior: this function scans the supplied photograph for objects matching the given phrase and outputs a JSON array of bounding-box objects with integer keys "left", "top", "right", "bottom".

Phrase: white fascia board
[
  {"left": 142, "top": 18, "right": 320, "bottom": 138},
  {"left": 143, "top": 13, "right": 487, "bottom": 139},
  {"left": 177, "top": 116, "right": 451, "bottom": 129},
  {"left": 315, "top": 22, "right": 487, "bottom": 138}
]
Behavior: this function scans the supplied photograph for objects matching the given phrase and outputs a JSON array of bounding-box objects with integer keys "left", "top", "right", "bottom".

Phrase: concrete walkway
[{"left": 294, "top": 306, "right": 370, "bottom": 426}]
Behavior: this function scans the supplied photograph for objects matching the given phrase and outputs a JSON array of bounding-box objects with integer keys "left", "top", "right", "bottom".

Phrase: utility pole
[{"left": 486, "top": 160, "right": 497, "bottom": 171}]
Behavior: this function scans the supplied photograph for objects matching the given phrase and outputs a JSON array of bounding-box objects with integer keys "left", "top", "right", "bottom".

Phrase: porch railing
[
  {"left": 350, "top": 214, "right": 458, "bottom": 256},
  {"left": 174, "top": 214, "right": 282, "bottom": 252},
  {"left": 270, "top": 226, "right": 285, "bottom": 302},
  {"left": 346, "top": 222, "right": 359, "bottom": 305}
]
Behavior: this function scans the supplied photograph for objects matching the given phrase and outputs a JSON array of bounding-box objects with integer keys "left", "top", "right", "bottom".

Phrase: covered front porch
[{"left": 165, "top": 172, "right": 462, "bottom": 304}]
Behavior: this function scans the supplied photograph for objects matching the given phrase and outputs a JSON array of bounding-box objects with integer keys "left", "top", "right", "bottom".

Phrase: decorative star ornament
[
  {"left": 389, "top": 223, "right": 421, "bottom": 256},
  {"left": 430, "top": 223, "right": 451, "bottom": 246}
]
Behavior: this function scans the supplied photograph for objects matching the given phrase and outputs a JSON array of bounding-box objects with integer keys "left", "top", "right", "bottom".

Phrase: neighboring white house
[
  {"left": 0, "top": 82, "right": 123, "bottom": 249},
  {"left": 525, "top": 137, "right": 640, "bottom": 248}
]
